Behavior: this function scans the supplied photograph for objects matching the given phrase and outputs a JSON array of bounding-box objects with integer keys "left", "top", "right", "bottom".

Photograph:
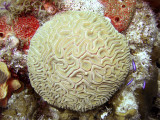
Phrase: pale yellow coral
[
  {"left": 115, "top": 109, "right": 137, "bottom": 120},
  {"left": 0, "top": 62, "right": 10, "bottom": 84},
  {"left": 10, "top": 79, "right": 21, "bottom": 91},
  {"left": 0, "top": 82, "right": 8, "bottom": 99},
  {"left": 0, "top": 62, "right": 9, "bottom": 100},
  {"left": 158, "top": 69, "right": 160, "bottom": 94},
  {"left": 27, "top": 11, "right": 131, "bottom": 112}
]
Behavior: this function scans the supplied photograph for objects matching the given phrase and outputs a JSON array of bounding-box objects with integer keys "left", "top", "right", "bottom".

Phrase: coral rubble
[
  {"left": 1, "top": 89, "right": 37, "bottom": 120},
  {"left": 125, "top": 0, "right": 158, "bottom": 94}
]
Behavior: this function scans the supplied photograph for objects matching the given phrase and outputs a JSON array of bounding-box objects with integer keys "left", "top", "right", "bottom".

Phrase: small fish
[
  {"left": 132, "top": 59, "right": 136, "bottom": 71},
  {"left": 127, "top": 78, "right": 133, "bottom": 86},
  {"left": 143, "top": 80, "right": 146, "bottom": 89}
]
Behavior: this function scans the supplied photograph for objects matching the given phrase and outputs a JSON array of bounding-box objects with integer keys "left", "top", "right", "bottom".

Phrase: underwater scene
[{"left": 0, "top": 0, "right": 160, "bottom": 120}]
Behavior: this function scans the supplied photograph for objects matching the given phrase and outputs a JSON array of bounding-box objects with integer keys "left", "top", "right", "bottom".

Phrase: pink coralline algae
[
  {"left": 98, "top": 0, "right": 136, "bottom": 32},
  {"left": 42, "top": 0, "right": 58, "bottom": 15}
]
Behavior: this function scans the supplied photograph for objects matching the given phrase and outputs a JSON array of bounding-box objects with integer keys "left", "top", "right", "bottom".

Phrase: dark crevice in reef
[{"left": 156, "top": 61, "right": 160, "bottom": 68}]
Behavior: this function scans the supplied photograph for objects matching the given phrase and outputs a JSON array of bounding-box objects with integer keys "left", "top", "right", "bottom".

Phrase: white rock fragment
[
  {"left": 136, "top": 51, "right": 151, "bottom": 69},
  {"left": 104, "top": 17, "right": 111, "bottom": 22},
  {"left": 101, "top": 112, "right": 108, "bottom": 119},
  {"left": 13, "top": 50, "right": 23, "bottom": 59},
  {"left": 126, "top": 2, "right": 157, "bottom": 45},
  {"left": 116, "top": 91, "right": 138, "bottom": 113},
  {"left": 8, "top": 35, "right": 19, "bottom": 48},
  {"left": 58, "top": 0, "right": 105, "bottom": 15}
]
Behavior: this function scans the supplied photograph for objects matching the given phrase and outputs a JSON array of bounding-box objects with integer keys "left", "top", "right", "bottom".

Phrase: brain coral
[{"left": 27, "top": 11, "right": 131, "bottom": 112}]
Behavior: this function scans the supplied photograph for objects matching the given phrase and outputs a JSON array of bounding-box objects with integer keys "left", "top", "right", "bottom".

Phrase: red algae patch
[
  {"left": 98, "top": 0, "right": 136, "bottom": 32},
  {"left": 0, "top": 17, "right": 11, "bottom": 40},
  {"left": 13, "top": 16, "right": 39, "bottom": 41}
]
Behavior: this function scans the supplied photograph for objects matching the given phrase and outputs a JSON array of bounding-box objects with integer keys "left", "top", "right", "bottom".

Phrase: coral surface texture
[{"left": 27, "top": 11, "right": 131, "bottom": 112}]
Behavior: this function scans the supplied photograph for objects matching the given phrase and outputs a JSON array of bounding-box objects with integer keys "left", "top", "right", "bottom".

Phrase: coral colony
[
  {"left": 0, "top": 0, "right": 159, "bottom": 119},
  {"left": 27, "top": 11, "right": 131, "bottom": 112}
]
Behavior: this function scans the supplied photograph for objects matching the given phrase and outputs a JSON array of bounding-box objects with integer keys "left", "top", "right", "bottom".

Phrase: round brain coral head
[
  {"left": 98, "top": 0, "right": 136, "bottom": 32},
  {"left": 13, "top": 16, "right": 39, "bottom": 41},
  {"left": 27, "top": 11, "right": 131, "bottom": 112}
]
